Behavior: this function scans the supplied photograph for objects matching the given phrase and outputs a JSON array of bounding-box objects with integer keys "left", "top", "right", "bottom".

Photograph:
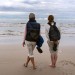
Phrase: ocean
[{"left": 0, "top": 22, "right": 75, "bottom": 45}]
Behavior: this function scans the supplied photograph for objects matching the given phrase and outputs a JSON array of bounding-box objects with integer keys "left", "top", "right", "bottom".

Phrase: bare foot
[
  {"left": 33, "top": 67, "right": 37, "bottom": 70},
  {"left": 24, "top": 63, "right": 27, "bottom": 67},
  {"left": 49, "top": 64, "right": 56, "bottom": 68}
]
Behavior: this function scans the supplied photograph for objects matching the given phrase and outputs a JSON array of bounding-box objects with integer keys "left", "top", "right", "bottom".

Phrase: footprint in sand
[
  {"left": 58, "top": 60, "right": 75, "bottom": 75},
  {"left": 59, "top": 60, "right": 75, "bottom": 67}
]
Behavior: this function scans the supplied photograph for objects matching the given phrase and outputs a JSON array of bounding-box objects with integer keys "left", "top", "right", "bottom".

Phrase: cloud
[
  {"left": 22, "top": 0, "right": 40, "bottom": 4},
  {"left": 0, "top": 0, "right": 75, "bottom": 22},
  {"left": 0, "top": 11, "right": 25, "bottom": 15},
  {"left": 0, "top": 0, "right": 75, "bottom": 12}
]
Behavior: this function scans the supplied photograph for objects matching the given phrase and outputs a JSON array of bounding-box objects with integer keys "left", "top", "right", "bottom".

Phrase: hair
[
  {"left": 29, "top": 17, "right": 35, "bottom": 20},
  {"left": 48, "top": 15, "right": 54, "bottom": 22},
  {"left": 29, "top": 13, "right": 35, "bottom": 20}
]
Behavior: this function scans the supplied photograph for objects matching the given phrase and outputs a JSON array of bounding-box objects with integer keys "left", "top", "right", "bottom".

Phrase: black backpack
[
  {"left": 25, "top": 22, "right": 40, "bottom": 42},
  {"left": 49, "top": 22, "right": 61, "bottom": 41}
]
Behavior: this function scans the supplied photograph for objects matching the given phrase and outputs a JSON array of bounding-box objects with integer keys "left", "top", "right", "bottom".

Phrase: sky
[{"left": 0, "top": 0, "right": 75, "bottom": 23}]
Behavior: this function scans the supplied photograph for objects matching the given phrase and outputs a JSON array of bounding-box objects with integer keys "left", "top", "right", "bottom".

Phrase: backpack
[
  {"left": 26, "top": 22, "right": 40, "bottom": 42},
  {"left": 49, "top": 22, "right": 61, "bottom": 41}
]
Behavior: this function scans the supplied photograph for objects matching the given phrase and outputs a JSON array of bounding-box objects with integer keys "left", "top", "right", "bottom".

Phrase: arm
[
  {"left": 39, "top": 24, "right": 41, "bottom": 35},
  {"left": 22, "top": 25, "right": 27, "bottom": 47},
  {"left": 45, "top": 25, "right": 50, "bottom": 40}
]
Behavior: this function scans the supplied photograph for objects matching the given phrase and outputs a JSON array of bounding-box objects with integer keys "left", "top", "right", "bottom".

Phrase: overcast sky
[
  {"left": 0, "top": 0, "right": 75, "bottom": 11},
  {"left": 0, "top": 0, "right": 75, "bottom": 23}
]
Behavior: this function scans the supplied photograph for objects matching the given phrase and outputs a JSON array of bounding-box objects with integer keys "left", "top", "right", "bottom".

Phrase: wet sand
[{"left": 0, "top": 42, "right": 75, "bottom": 75}]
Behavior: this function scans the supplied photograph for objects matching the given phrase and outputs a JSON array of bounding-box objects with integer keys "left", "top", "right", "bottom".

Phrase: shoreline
[{"left": 0, "top": 34, "right": 75, "bottom": 46}]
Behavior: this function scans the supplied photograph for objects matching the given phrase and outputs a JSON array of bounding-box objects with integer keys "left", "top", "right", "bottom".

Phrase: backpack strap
[{"left": 52, "top": 22, "right": 59, "bottom": 32}]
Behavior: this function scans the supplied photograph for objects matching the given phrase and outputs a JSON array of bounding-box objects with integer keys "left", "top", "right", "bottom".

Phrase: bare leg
[
  {"left": 30, "top": 57, "right": 36, "bottom": 70},
  {"left": 54, "top": 54, "right": 57, "bottom": 67},
  {"left": 50, "top": 54, "right": 55, "bottom": 67},
  {"left": 24, "top": 56, "right": 30, "bottom": 67},
  {"left": 53, "top": 41, "right": 58, "bottom": 67}
]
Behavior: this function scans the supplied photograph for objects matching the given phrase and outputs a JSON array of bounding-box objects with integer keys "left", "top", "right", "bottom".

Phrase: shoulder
[
  {"left": 32, "top": 22, "right": 40, "bottom": 26},
  {"left": 35, "top": 22, "right": 40, "bottom": 29},
  {"left": 37, "top": 23, "right": 40, "bottom": 26},
  {"left": 36, "top": 22, "right": 40, "bottom": 26},
  {"left": 36, "top": 22, "right": 40, "bottom": 25},
  {"left": 26, "top": 22, "right": 30, "bottom": 26}
]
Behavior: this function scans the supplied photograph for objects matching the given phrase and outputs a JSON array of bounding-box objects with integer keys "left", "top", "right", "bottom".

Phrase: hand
[{"left": 22, "top": 41, "right": 25, "bottom": 47}]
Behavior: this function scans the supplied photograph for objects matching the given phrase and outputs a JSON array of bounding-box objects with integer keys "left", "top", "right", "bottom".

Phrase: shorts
[
  {"left": 47, "top": 40, "right": 59, "bottom": 54},
  {"left": 26, "top": 41, "right": 36, "bottom": 58}
]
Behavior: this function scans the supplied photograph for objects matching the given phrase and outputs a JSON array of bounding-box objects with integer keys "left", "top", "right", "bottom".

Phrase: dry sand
[{"left": 0, "top": 43, "right": 75, "bottom": 75}]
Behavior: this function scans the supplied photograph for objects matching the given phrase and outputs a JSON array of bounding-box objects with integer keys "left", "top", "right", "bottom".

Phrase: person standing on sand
[
  {"left": 45, "top": 15, "right": 61, "bottom": 68},
  {"left": 22, "top": 13, "right": 40, "bottom": 70}
]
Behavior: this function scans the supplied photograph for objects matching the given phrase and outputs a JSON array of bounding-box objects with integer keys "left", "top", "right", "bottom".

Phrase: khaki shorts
[
  {"left": 47, "top": 40, "right": 59, "bottom": 54},
  {"left": 26, "top": 41, "right": 36, "bottom": 57}
]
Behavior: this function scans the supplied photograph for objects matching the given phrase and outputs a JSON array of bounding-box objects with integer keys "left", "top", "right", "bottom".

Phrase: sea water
[{"left": 0, "top": 22, "right": 75, "bottom": 45}]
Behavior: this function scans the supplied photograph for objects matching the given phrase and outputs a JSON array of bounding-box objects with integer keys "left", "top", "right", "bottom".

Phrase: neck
[
  {"left": 48, "top": 21, "right": 55, "bottom": 26},
  {"left": 29, "top": 19, "right": 36, "bottom": 22}
]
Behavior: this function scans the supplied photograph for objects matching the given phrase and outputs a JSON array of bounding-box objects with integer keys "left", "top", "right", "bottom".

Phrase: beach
[
  {"left": 0, "top": 0, "right": 75, "bottom": 74},
  {"left": 0, "top": 36, "right": 75, "bottom": 75},
  {"left": 0, "top": 23, "right": 75, "bottom": 75}
]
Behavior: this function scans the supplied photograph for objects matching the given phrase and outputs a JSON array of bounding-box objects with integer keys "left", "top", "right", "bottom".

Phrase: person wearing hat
[{"left": 22, "top": 13, "right": 40, "bottom": 70}]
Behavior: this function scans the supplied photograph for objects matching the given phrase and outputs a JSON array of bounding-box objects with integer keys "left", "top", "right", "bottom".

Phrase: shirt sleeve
[
  {"left": 23, "top": 24, "right": 27, "bottom": 42},
  {"left": 45, "top": 25, "right": 50, "bottom": 40}
]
